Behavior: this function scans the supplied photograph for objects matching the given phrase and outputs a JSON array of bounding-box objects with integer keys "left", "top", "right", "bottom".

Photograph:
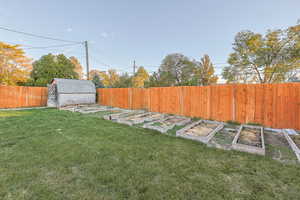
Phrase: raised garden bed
[
  {"left": 264, "top": 129, "right": 298, "bottom": 164},
  {"left": 75, "top": 106, "right": 114, "bottom": 114},
  {"left": 232, "top": 125, "right": 265, "bottom": 156},
  {"left": 207, "top": 123, "right": 239, "bottom": 150},
  {"left": 143, "top": 116, "right": 191, "bottom": 133},
  {"left": 117, "top": 112, "right": 166, "bottom": 126},
  {"left": 103, "top": 110, "right": 144, "bottom": 121},
  {"left": 60, "top": 105, "right": 114, "bottom": 114},
  {"left": 176, "top": 120, "right": 224, "bottom": 144},
  {"left": 283, "top": 129, "right": 300, "bottom": 163}
]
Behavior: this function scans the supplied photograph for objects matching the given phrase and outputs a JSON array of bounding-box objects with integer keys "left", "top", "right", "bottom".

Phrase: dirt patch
[
  {"left": 152, "top": 117, "right": 187, "bottom": 127},
  {"left": 290, "top": 135, "right": 300, "bottom": 149},
  {"left": 264, "top": 131, "right": 298, "bottom": 164},
  {"left": 265, "top": 131, "right": 288, "bottom": 147},
  {"left": 118, "top": 111, "right": 141, "bottom": 119},
  {"left": 238, "top": 128, "right": 262, "bottom": 148},
  {"left": 126, "top": 113, "right": 152, "bottom": 120},
  {"left": 185, "top": 122, "right": 218, "bottom": 137},
  {"left": 208, "top": 125, "right": 239, "bottom": 150},
  {"left": 165, "top": 117, "right": 185, "bottom": 125}
]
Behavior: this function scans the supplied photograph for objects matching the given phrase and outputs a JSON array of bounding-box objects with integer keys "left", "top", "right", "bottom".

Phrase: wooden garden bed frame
[
  {"left": 117, "top": 112, "right": 166, "bottom": 126},
  {"left": 143, "top": 116, "right": 191, "bottom": 133},
  {"left": 103, "top": 110, "right": 143, "bottom": 121},
  {"left": 283, "top": 129, "right": 300, "bottom": 163},
  {"left": 176, "top": 120, "right": 224, "bottom": 144},
  {"left": 232, "top": 125, "right": 265, "bottom": 156}
]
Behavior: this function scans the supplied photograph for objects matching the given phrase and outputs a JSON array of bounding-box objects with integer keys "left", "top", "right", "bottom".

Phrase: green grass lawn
[{"left": 0, "top": 109, "right": 300, "bottom": 200}]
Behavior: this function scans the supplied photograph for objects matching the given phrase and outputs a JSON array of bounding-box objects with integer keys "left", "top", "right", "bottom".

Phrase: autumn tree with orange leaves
[
  {"left": 0, "top": 42, "right": 32, "bottom": 85},
  {"left": 70, "top": 56, "right": 84, "bottom": 79},
  {"left": 132, "top": 66, "right": 149, "bottom": 87}
]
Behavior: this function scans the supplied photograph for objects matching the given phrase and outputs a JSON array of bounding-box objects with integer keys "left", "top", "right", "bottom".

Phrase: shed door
[{"left": 47, "top": 84, "right": 57, "bottom": 107}]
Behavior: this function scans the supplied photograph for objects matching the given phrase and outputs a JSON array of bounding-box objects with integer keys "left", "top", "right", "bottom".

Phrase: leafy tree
[
  {"left": 144, "top": 72, "right": 160, "bottom": 88},
  {"left": 158, "top": 53, "right": 196, "bottom": 86},
  {"left": 0, "top": 42, "right": 32, "bottom": 85},
  {"left": 30, "top": 54, "right": 78, "bottom": 86},
  {"left": 222, "top": 23, "right": 300, "bottom": 83},
  {"left": 132, "top": 66, "right": 149, "bottom": 87},
  {"left": 89, "top": 69, "right": 102, "bottom": 80},
  {"left": 89, "top": 69, "right": 108, "bottom": 87},
  {"left": 150, "top": 53, "right": 218, "bottom": 87},
  {"left": 107, "top": 69, "right": 120, "bottom": 87},
  {"left": 91, "top": 73, "right": 104, "bottom": 88},
  {"left": 70, "top": 56, "right": 84, "bottom": 79},
  {"left": 113, "top": 73, "right": 132, "bottom": 88},
  {"left": 195, "top": 55, "right": 218, "bottom": 85},
  {"left": 91, "top": 69, "right": 120, "bottom": 87}
]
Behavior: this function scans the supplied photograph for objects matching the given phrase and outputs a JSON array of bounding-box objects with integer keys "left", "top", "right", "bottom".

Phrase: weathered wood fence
[
  {"left": 0, "top": 86, "right": 48, "bottom": 108},
  {"left": 98, "top": 83, "right": 300, "bottom": 130}
]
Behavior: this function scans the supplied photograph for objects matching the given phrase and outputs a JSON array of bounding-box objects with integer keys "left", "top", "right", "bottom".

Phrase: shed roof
[{"left": 52, "top": 78, "right": 96, "bottom": 94}]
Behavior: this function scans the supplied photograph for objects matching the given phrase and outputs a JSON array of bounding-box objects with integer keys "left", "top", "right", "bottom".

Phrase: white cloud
[{"left": 67, "top": 28, "right": 73, "bottom": 32}]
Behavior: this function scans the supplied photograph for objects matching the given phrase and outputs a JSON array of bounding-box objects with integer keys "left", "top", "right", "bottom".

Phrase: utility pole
[
  {"left": 133, "top": 60, "right": 136, "bottom": 75},
  {"left": 84, "top": 41, "right": 90, "bottom": 80}
]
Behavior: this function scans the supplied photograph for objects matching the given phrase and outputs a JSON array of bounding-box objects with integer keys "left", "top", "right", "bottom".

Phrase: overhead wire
[
  {"left": 2, "top": 25, "right": 297, "bottom": 78},
  {"left": 24, "top": 42, "right": 83, "bottom": 50},
  {"left": 0, "top": 26, "right": 81, "bottom": 43}
]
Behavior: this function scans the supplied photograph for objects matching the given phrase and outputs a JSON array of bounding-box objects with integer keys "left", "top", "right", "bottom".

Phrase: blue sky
[{"left": 0, "top": 0, "right": 299, "bottom": 76}]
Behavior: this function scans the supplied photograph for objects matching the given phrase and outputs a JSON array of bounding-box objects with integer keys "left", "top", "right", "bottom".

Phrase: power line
[
  {"left": 0, "top": 26, "right": 81, "bottom": 43},
  {"left": 24, "top": 42, "right": 83, "bottom": 50}
]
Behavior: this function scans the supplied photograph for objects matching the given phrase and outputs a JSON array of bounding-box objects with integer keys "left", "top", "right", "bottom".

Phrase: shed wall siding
[{"left": 58, "top": 94, "right": 96, "bottom": 107}]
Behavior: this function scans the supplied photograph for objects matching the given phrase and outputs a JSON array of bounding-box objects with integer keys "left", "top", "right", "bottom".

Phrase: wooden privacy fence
[
  {"left": 98, "top": 83, "right": 300, "bottom": 130},
  {"left": 0, "top": 86, "right": 48, "bottom": 108}
]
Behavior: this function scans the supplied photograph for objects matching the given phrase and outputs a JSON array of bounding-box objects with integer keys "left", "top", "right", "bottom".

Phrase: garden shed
[{"left": 47, "top": 78, "right": 96, "bottom": 107}]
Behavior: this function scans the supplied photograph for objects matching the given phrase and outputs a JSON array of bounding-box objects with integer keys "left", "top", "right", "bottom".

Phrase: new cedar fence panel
[
  {"left": 131, "top": 88, "right": 147, "bottom": 109},
  {"left": 182, "top": 86, "right": 191, "bottom": 117},
  {"left": 159, "top": 86, "right": 181, "bottom": 115},
  {"left": 96, "top": 83, "right": 300, "bottom": 130},
  {"left": 189, "top": 86, "right": 202, "bottom": 118},
  {"left": 0, "top": 86, "right": 47, "bottom": 108},
  {"left": 149, "top": 87, "right": 161, "bottom": 113}
]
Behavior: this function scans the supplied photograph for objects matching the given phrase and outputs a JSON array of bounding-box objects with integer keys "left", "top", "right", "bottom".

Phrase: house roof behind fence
[{"left": 53, "top": 78, "right": 96, "bottom": 94}]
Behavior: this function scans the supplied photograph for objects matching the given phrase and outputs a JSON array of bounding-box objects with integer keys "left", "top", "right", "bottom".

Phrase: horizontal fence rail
[
  {"left": 0, "top": 86, "right": 48, "bottom": 108},
  {"left": 97, "top": 83, "right": 300, "bottom": 130}
]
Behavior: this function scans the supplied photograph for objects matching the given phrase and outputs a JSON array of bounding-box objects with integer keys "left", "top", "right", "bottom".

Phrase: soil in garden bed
[
  {"left": 153, "top": 117, "right": 187, "bottom": 127},
  {"left": 290, "top": 135, "right": 300, "bottom": 149},
  {"left": 149, "top": 113, "right": 165, "bottom": 120},
  {"left": 264, "top": 130, "right": 298, "bottom": 164},
  {"left": 185, "top": 122, "right": 219, "bottom": 137},
  {"left": 165, "top": 117, "right": 185, "bottom": 124},
  {"left": 208, "top": 124, "right": 239, "bottom": 150},
  {"left": 124, "top": 113, "right": 149, "bottom": 120},
  {"left": 238, "top": 127, "right": 262, "bottom": 148},
  {"left": 117, "top": 111, "right": 142, "bottom": 119},
  {"left": 125, "top": 112, "right": 158, "bottom": 121},
  {"left": 89, "top": 110, "right": 121, "bottom": 118}
]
